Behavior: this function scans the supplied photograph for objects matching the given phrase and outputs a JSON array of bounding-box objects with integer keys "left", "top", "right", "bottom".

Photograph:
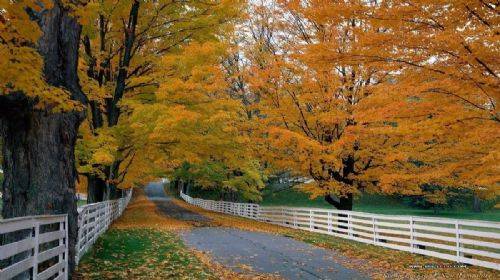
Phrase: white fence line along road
[
  {"left": 75, "top": 190, "right": 132, "bottom": 264},
  {"left": 180, "top": 192, "right": 500, "bottom": 271},
  {"left": 0, "top": 190, "right": 132, "bottom": 279},
  {"left": 181, "top": 192, "right": 260, "bottom": 220}
]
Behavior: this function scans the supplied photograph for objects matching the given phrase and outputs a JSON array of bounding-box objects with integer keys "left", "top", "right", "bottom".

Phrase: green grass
[
  {"left": 75, "top": 229, "right": 215, "bottom": 279},
  {"left": 261, "top": 188, "right": 500, "bottom": 222},
  {"left": 77, "top": 200, "right": 87, "bottom": 207}
]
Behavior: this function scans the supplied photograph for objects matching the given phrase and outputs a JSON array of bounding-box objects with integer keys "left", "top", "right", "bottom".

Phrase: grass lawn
[
  {"left": 74, "top": 191, "right": 217, "bottom": 279},
  {"left": 261, "top": 187, "right": 500, "bottom": 222},
  {"left": 74, "top": 229, "right": 215, "bottom": 279},
  {"left": 74, "top": 190, "right": 245, "bottom": 280},
  {"left": 77, "top": 200, "right": 87, "bottom": 208}
]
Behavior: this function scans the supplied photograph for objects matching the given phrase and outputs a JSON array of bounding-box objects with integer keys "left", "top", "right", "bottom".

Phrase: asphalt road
[
  {"left": 145, "top": 182, "right": 369, "bottom": 280},
  {"left": 145, "top": 182, "right": 211, "bottom": 225}
]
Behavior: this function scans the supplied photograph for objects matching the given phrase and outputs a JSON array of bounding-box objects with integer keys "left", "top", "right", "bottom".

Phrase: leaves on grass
[{"left": 74, "top": 229, "right": 214, "bottom": 279}]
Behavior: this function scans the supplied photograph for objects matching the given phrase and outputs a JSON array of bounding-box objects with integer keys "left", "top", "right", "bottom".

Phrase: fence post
[
  {"left": 64, "top": 215, "right": 69, "bottom": 279},
  {"left": 59, "top": 217, "right": 67, "bottom": 279},
  {"left": 107, "top": 202, "right": 111, "bottom": 227},
  {"left": 293, "top": 209, "right": 298, "bottom": 228},
  {"left": 409, "top": 216, "right": 415, "bottom": 253},
  {"left": 32, "top": 220, "right": 40, "bottom": 279},
  {"left": 327, "top": 212, "right": 332, "bottom": 233},
  {"left": 309, "top": 210, "right": 313, "bottom": 230},
  {"left": 347, "top": 213, "right": 353, "bottom": 237},
  {"left": 455, "top": 220, "right": 463, "bottom": 263},
  {"left": 76, "top": 215, "right": 81, "bottom": 265},
  {"left": 373, "top": 217, "right": 377, "bottom": 244},
  {"left": 58, "top": 219, "right": 64, "bottom": 278}
]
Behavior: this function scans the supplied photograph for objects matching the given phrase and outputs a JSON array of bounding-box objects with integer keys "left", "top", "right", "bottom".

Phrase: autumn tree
[
  {"left": 76, "top": 0, "right": 242, "bottom": 202},
  {"left": 243, "top": 1, "right": 390, "bottom": 210},
  {"left": 244, "top": 0, "right": 498, "bottom": 209},
  {"left": 135, "top": 40, "right": 265, "bottom": 202},
  {"left": 0, "top": 0, "right": 85, "bottom": 271},
  {"left": 348, "top": 0, "right": 499, "bottom": 207}
]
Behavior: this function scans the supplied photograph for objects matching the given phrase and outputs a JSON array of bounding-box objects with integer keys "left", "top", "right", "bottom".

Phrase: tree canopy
[
  {"left": 236, "top": 0, "right": 499, "bottom": 208},
  {"left": 1, "top": 0, "right": 498, "bottom": 212}
]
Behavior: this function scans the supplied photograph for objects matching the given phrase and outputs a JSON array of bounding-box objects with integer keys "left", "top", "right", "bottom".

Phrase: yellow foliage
[{"left": 0, "top": 0, "right": 79, "bottom": 110}]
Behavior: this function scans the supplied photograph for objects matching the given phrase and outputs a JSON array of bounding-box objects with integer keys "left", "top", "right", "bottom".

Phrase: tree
[
  {"left": 243, "top": 0, "right": 388, "bottom": 209},
  {"left": 138, "top": 40, "right": 266, "bottom": 202},
  {"left": 76, "top": 0, "right": 243, "bottom": 202},
  {"left": 244, "top": 0, "right": 499, "bottom": 209},
  {"left": 348, "top": 0, "right": 499, "bottom": 204},
  {"left": 0, "top": 0, "right": 85, "bottom": 271}
]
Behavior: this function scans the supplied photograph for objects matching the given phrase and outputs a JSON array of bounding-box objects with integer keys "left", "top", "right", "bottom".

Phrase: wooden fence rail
[
  {"left": 0, "top": 215, "right": 68, "bottom": 280},
  {"left": 0, "top": 190, "right": 132, "bottom": 279},
  {"left": 180, "top": 191, "right": 500, "bottom": 270}
]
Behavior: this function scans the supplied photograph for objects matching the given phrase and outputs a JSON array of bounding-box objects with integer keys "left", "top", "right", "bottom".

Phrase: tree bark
[
  {"left": 103, "top": 184, "right": 122, "bottom": 200},
  {"left": 473, "top": 193, "right": 482, "bottom": 212},
  {"left": 82, "top": 1, "right": 140, "bottom": 200},
  {"left": 86, "top": 174, "right": 105, "bottom": 203},
  {"left": 325, "top": 194, "right": 353, "bottom": 210},
  {"left": 107, "top": 0, "right": 140, "bottom": 126},
  {"left": 0, "top": 2, "right": 85, "bottom": 274}
]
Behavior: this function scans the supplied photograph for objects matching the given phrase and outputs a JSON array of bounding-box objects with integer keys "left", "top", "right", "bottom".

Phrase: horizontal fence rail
[
  {"left": 0, "top": 215, "right": 68, "bottom": 280},
  {"left": 0, "top": 190, "right": 132, "bottom": 279},
  {"left": 180, "top": 191, "right": 500, "bottom": 271}
]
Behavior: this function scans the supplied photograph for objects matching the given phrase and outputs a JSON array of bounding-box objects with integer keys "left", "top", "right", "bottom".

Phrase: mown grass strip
[{"left": 74, "top": 228, "right": 216, "bottom": 280}]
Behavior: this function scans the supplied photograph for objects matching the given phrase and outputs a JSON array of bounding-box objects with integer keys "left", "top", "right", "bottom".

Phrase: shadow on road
[{"left": 144, "top": 182, "right": 212, "bottom": 226}]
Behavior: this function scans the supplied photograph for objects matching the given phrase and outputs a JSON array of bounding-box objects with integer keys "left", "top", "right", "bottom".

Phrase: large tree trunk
[
  {"left": 0, "top": 2, "right": 85, "bottom": 274},
  {"left": 103, "top": 184, "right": 122, "bottom": 200},
  {"left": 325, "top": 194, "right": 353, "bottom": 210},
  {"left": 85, "top": 174, "right": 123, "bottom": 203},
  {"left": 324, "top": 153, "right": 355, "bottom": 211},
  {"left": 0, "top": 111, "right": 81, "bottom": 272},
  {"left": 86, "top": 175, "right": 105, "bottom": 203},
  {"left": 473, "top": 193, "right": 482, "bottom": 212}
]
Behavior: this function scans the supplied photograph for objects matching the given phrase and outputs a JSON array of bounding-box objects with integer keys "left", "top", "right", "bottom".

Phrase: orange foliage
[{"left": 243, "top": 0, "right": 499, "bottom": 203}]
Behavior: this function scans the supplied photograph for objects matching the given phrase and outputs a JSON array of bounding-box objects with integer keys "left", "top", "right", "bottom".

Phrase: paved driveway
[{"left": 145, "top": 182, "right": 369, "bottom": 280}]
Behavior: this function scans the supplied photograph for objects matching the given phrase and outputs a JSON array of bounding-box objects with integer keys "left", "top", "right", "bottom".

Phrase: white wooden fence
[
  {"left": 180, "top": 191, "right": 500, "bottom": 270},
  {"left": 181, "top": 192, "right": 260, "bottom": 219},
  {"left": 0, "top": 190, "right": 132, "bottom": 279},
  {"left": 0, "top": 215, "right": 68, "bottom": 280},
  {"left": 75, "top": 190, "right": 132, "bottom": 264}
]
